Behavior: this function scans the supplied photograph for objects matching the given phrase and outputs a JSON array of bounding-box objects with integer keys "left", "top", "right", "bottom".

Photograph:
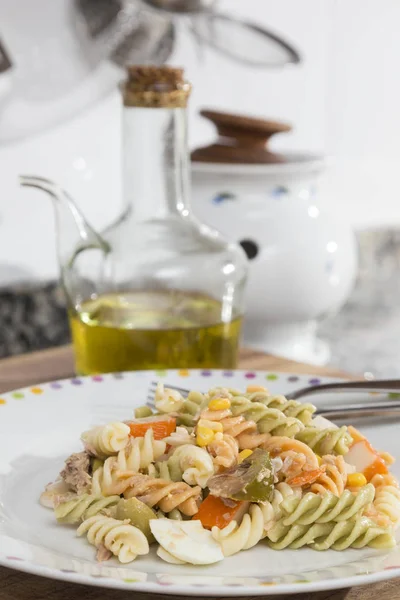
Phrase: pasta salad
[{"left": 40, "top": 384, "right": 400, "bottom": 565}]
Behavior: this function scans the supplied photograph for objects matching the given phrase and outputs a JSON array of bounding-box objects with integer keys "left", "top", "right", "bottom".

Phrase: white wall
[
  {"left": 173, "top": 0, "right": 329, "bottom": 154},
  {"left": 0, "top": 0, "right": 399, "bottom": 283}
]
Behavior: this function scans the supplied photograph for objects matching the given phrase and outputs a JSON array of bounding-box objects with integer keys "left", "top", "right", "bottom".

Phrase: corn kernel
[
  {"left": 196, "top": 426, "right": 215, "bottom": 447},
  {"left": 347, "top": 472, "right": 367, "bottom": 487},
  {"left": 316, "top": 454, "right": 323, "bottom": 466},
  {"left": 208, "top": 398, "right": 231, "bottom": 411},
  {"left": 238, "top": 449, "right": 253, "bottom": 464},
  {"left": 198, "top": 418, "right": 223, "bottom": 433}
]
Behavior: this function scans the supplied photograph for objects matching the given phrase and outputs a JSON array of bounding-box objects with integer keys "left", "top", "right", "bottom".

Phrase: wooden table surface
[{"left": 0, "top": 345, "right": 398, "bottom": 600}]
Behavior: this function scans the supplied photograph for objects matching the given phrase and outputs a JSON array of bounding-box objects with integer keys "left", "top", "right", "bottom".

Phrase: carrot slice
[
  {"left": 192, "top": 494, "right": 249, "bottom": 530},
  {"left": 127, "top": 415, "right": 176, "bottom": 440}
]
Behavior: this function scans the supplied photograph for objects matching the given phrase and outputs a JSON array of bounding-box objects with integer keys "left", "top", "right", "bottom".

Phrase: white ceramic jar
[{"left": 191, "top": 155, "right": 357, "bottom": 365}]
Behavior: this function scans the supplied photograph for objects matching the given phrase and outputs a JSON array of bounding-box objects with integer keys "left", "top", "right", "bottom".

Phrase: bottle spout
[{"left": 19, "top": 175, "right": 109, "bottom": 264}]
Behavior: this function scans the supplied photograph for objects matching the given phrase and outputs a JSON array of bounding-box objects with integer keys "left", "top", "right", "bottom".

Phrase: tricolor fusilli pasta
[{"left": 41, "top": 381, "right": 398, "bottom": 566}]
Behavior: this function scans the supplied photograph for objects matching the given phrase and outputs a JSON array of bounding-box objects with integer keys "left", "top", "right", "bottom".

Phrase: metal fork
[{"left": 147, "top": 379, "right": 400, "bottom": 420}]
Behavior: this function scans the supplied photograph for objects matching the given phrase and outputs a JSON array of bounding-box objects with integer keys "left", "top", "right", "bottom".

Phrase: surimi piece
[{"left": 345, "top": 439, "right": 388, "bottom": 481}]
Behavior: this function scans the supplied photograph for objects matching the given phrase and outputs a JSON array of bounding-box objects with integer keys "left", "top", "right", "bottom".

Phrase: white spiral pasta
[
  {"left": 211, "top": 482, "right": 300, "bottom": 556},
  {"left": 91, "top": 429, "right": 165, "bottom": 496},
  {"left": 212, "top": 504, "right": 272, "bottom": 556},
  {"left": 77, "top": 515, "right": 149, "bottom": 563},
  {"left": 91, "top": 458, "right": 134, "bottom": 496},
  {"left": 117, "top": 429, "right": 166, "bottom": 472},
  {"left": 81, "top": 422, "right": 131, "bottom": 458},
  {"left": 155, "top": 383, "right": 185, "bottom": 414},
  {"left": 163, "top": 427, "right": 196, "bottom": 448},
  {"left": 373, "top": 485, "right": 400, "bottom": 529},
  {"left": 157, "top": 445, "right": 215, "bottom": 488}
]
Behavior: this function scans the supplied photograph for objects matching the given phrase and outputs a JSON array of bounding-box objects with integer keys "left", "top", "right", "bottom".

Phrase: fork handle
[
  {"left": 288, "top": 379, "right": 400, "bottom": 400},
  {"left": 316, "top": 400, "right": 400, "bottom": 420}
]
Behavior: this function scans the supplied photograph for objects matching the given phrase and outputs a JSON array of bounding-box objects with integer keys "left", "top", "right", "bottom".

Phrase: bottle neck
[{"left": 122, "top": 105, "right": 191, "bottom": 221}]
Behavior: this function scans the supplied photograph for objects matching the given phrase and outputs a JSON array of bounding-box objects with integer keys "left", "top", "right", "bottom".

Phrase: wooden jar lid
[{"left": 191, "top": 109, "right": 292, "bottom": 164}]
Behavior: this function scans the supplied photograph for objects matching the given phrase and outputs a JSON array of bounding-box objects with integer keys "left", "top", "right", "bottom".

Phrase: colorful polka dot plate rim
[{"left": 0, "top": 369, "right": 399, "bottom": 596}]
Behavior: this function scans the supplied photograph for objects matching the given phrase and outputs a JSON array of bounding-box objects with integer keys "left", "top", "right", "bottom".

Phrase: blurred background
[{"left": 1, "top": 0, "right": 399, "bottom": 375}]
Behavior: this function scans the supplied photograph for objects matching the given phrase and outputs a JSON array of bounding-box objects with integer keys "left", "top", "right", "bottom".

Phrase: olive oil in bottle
[
  {"left": 22, "top": 66, "right": 247, "bottom": 375},
  {"left": 70, "top": 290, "right": 242, "bottom": 374}
]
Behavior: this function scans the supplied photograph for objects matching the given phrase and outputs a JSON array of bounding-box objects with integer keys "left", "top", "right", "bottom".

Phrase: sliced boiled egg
[
  {"left": 157, "top": 545, "right": 186, "bottom": 565},
  {"left": 150, "top": 519, "right": 223, "bottom": 565}
]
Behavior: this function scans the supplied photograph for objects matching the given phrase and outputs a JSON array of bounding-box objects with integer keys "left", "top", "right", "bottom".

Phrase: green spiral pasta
[
  {"left": 175, "top": 391, "right": 208, "bottom": 427},
  {"left": 134, "top": 405, "right": 154, "bottom": 419},
  {"left": 54, "top": 494, "right": 120, "bottom": 524},
  {"left": 244, "top": 391, "right": 316, "bottom": 425},
  {"left": 267, "top": 516, "right": 395, "bottom": 550},
  {"left": 280, "top": 484, "right": 375, "bottom": 526},
  {"left": 229, "top": 396, "right": 304, "bottom": 438},
  {"left": 295, "top": 425, "right": 353, "bottom": 455}
]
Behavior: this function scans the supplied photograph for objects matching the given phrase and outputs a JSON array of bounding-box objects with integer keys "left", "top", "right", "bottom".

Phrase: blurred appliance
[
  {"left": 0, "top": 0, "right": 300, "bottom": 286},
  {"left": 191, "top": 110, "right": 357, "bottom": 365},
  {"left": 0, "top": 0, "right": 300, "bottom": 143}
]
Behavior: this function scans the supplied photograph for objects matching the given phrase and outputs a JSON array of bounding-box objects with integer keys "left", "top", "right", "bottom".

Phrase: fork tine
[
  {"left": 149, "top": 381, "right": 191, "bottom": 395},
  {"left": 146, "top": 381, "right": 192, "bottom": 409}
]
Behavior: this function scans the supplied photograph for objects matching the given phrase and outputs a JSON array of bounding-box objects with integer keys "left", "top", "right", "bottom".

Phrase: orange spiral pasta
[
  {"left": 378, "top": 451, "right": 395, "bottom": 466},
  {"left": 123, "top": 473, "right": 201, "bottom": 516},
  {"left": 198, "top": 408, "right": 268, "bottom": 450},
  {"left": 310, "top": 456, "right": 347, "bottom": 497},
  {"left": 370, "top": 473, "right": 399, "bottom": 488},
  {"left": 263, "top": 436, "right": 319, "bottom": 469},
  {"left": 207, "top": 433, "right": 239, "bottom": 469},
  {"left": 277, "top": 450, "right": 308, "bottom": 481}
]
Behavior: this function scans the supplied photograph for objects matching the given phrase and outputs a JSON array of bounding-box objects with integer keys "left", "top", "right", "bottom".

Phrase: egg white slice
[
  {"left": 150, "top": 518, "right": 224, "bottom": 565},
  {"left": 157, "top": 545, "right": 186, "bottom": 564}
]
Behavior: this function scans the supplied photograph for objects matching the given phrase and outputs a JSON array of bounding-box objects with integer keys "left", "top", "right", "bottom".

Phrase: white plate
[{"left": 0, "top": 369, "right": 399, "bottom": 596}]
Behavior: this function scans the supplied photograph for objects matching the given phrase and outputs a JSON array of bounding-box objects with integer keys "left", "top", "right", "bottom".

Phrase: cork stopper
[{"left": 123, "top": 65, "right": 191, "bottom": 108}]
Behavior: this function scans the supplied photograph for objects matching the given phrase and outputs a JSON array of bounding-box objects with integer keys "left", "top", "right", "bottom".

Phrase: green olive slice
[
  {"left": 116, "top": 497, "right": 157, "bottom": 542},
  {"left": 207, "top": 448, "right": 274, "bottom": 502}
]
